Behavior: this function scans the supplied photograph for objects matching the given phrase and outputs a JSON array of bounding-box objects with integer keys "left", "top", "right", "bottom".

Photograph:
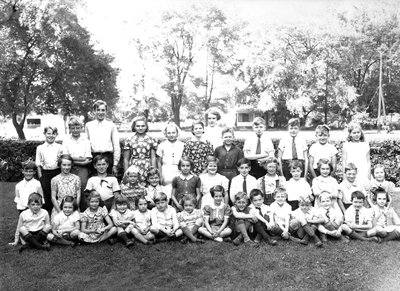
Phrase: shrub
[{"left": 1, "top": 137, "right": 399, "bottom": 186}]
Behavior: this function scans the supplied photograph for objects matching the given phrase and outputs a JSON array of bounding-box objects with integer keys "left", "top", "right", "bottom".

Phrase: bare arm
[
  {"left": 309, "top": 156, "right": 317, "bottom": 178},
  {"left": 277, "top": 149, "right": 284, "bottom": 176},
  {"left": 123, "top": 150, "right": 130, "bottom": 173},
  {"left": 9, "top": 215, "right": 23, "bottom": 245}
]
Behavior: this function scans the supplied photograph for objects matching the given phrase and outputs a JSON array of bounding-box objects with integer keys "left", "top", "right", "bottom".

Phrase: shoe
[
  {"left": 314, "top": 240, "right": 323, "bottom": 248},
  {"left": 320, "top": 233, "right": 328, "bottom": 243},
  {"left": 107, "top": 238, "right": 118, "bottom": 245},
  {"left": 244, "top": 240, "right": 259, "bottom": 247},
  {"left": 146, "top": 239, "right": 155, "bottom": 245},
  {"left": 42, "top": 241, "right": 51, "bottom": 251},
  {"left": 156, "top": 236, "right": 169, "bottom": 243},
  {"left": 214, "top": 237, "right": 223, "bottom": 242},
  {"left": 70, "top": 242, "right": 78, "bottom": 248},
  {"left": 195, "top": 238, "right": 205, "bottom": 244},
  {"left": 223, "top": 237, "right": 232, "bottom": 243},
  {"left": 288, "top": 236, "right": 301, "bottom": 243},
  {"left": 339, "top": 235, "right": 350, "bottom": 243},
  {"left": 232, "top": 234, "right": 243, "bottom": 246},
  {"left": 19, "top": 244, "right": 29, "bottom": 253},
  {"left": 267, "top": 239, "right": 278, "bottom": 246},
  {"left": 126, "top": 240, "right": 135, "bottom": 248},
  {"left": 180, "top": 237, "right": 188, "bottom": 244}
]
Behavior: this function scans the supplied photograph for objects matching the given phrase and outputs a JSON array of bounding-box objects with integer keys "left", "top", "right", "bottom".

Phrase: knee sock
[
  {"left": 118, "top": 232, "right": 130, "bottom": 244},
  {"left": 253, "top": 222, "right": 273, "bottom": 243},
  {"left": 37, "top": 230, "right": 49, "bottom": 243},
  {"left": 23, "top": 233, "right": 45, "bottom": 249},
  {"left": 302, "top": 224, "right": 316, "bottom": 237},
  {"left": 349, "top": 231, "right": 376, "bottom": 241},
  {"left": 380, "top": 230, "right": 400, "bottom": 242},
  {"left": 300, "top": 234, "right": 310, "bottom": 244},
  {"left": 54, "top": 237, "right": 74, "bottom": 246}
]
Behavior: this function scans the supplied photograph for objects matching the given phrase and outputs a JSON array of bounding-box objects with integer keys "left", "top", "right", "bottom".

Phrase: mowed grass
[{"left": 1, "top": 182, "right": 400, "bottom": 291}]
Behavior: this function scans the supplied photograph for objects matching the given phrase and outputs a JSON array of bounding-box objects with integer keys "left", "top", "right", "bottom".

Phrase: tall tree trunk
[{"left": 12, "top": 112, "right": 26, "bottom": 140}]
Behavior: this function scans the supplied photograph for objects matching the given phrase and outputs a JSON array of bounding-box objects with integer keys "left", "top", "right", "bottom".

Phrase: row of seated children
[{"left": 10, "top": 183, "right": 400, "bottom": 252}]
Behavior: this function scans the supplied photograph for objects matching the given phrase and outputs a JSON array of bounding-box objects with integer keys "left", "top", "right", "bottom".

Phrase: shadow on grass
[{"left": 1, "top": 182, "right": 400, "bottom": 290}]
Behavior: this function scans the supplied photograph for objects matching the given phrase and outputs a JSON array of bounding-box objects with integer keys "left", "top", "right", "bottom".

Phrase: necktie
[
  {"left": 243, "top": 176, "right": 247, "bottom": 193},
  {"left": 256, "top": 136, "right": 261, "bottom": 154},
  {"left": 292, "top": 137, "right": 298, "bottom": 160},
  {"left": 326, "top": 209, "right": 330, "bottom": 220},
  {"left": 355, "top": 209, "right": 360, "bottom": 225},
  {"left": 256, "top": 207, "right": 263, "bottom": 216}
]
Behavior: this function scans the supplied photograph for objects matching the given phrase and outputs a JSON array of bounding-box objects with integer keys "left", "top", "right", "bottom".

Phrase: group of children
[{"left": 9, "top": 114, "right": 399, "bottom": 252}]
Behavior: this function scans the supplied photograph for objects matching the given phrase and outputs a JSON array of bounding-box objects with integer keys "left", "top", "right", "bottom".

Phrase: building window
[
  {"left": 238, "top": 113, "right": 251, "bottom": 122},
  {"left": 27, "top": 118, "right": 41, "bottom": 129}
]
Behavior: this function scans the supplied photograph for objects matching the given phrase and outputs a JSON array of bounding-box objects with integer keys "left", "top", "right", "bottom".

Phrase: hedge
[{"left": 1, "top": 137, "right": 399, "bottom": 186}]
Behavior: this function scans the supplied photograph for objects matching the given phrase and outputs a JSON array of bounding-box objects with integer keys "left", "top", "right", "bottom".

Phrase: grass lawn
[{"left": 1, "top": 182, "right": 400, "bottom": 291}]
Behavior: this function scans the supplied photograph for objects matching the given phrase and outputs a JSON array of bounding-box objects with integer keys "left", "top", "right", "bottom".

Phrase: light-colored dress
[
  {"left": 204, "top": 126, "right": 222, "bottom": 150},
  {"left": 80, "top": 206, "right": 109, "bottom": 243},
  {"left": 342, "top": 141, "right": 370, "bottom": 184},
  {"left": 199, "top": 173, "right": 229, "bottom": 209},
  {"left": 51, "top": 173, "right": 80, "bottom": 218},
  {"left": 156, "top": 140, "right": 184, "bottom": 185}
]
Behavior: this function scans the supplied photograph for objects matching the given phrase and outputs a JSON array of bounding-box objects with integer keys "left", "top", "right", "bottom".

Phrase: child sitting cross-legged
[
  {"left": 131, "top": 196, "right": 155, "bottom": 245},
  {"left": 177, "top": 195, "right": 205, "bottom": 244},
  {"left": 109, "top": 195, "right": 135, "bottom": 248},
  {"left": 290, "top": 196, "right": 324, "bottom": 247}
]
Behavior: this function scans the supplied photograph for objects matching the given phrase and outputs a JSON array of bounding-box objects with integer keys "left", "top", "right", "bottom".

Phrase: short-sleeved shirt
[
  {"left": 270, "top": 202, "right": 292, "bottom": 226},
  {"left": 177, "top": 209, "right": 203, "bottom": 229},
  {"left": 286, "top": 178, "right": 312, "bottom": 202},
  {"left": 62, "top": 135, "right": 92, "bottom": 160},
  {"left": 344, "top": 206, "right": 372, "bottom": 227},
  {"left": 132, "top": 209, "right": 152, "bottom": 230},
  {"left": 312, "top": 176, "right": 339, "bottom": 208},
  {"left": 371, "top": 205, "right": 400, "bottom": 228},
  {"left": 278, "top": 135, "right": 308, "bottom": 160},
  {"left": 120, "top": 183, "right": 146, "bottom": 210},
  {"left": 367, "top": 179, "right": 396, "bottom": 197},
  {"left": 243, "top": 133, "right": 274, "bottom": 157},
  {"left": 214, "top": 144, "right": 244, "bottom": 179},
  {"left": 172, "top": 175, "right": 201, "bottom": 202},
  {"left": 53, "top": 210, "right": 80, "bottom": 231},
  {"left": 203, "top": 203, "right": 231, "bottom": 227},
  {"left": 20, "top": 208, "right": 49, "bottom": 232},
  {"left": 109, "top": 209, "right": 135, "bottom": 223},
  {"left": 150, "top": 205, "right": 179, "bottom": 230},
  {"left": 308, "top": 142, "right": 338, "bottom": 169},
  {"left": 123, "top": 133, "right": 158, "bottom": 170},
  {"left": 291, "top": 207, "right": 319, "bottom": 221},
  {"left": 15, "top": 178, "right": 43, "bottom": 210},
  {"left": 35, "top": 142, "right": 62, "bottom": 170},
  {"left": 315, "top": 206, "right": 343, "bottom": 225},
  {"left": 338, "top": 180, "right": 366, "bottom": 205},
  {"left": 156, "top": 140, "right": 184, "bottom": 167},
  {"left": 230, "top": 205, "right": 251, "bottom": 224},
  {"left": 257, "top": 174, "right": 286, "bottom": 205},
  {"left": 80, "top": 206, "right": 109, "bottom": 231},
  {"left": 85, "top": 175, "right": 120, "bottom": 201}
]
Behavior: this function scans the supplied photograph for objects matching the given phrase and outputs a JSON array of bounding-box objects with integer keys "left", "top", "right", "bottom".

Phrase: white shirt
[
  {"left": 286, "top": 178, "right": 312, "bottom": 202},
  {"left": 15, "top": 178, "right": 43, "bottom": 210},
  {"left": 243, "top": 133, "right": 274, "bottom": 157},
  {"left": 62, "top": 135, "right": 92, "bottom": 159},
  {"left": 229, "top": 174, "right": 257, "bottom": 203},
  {"left": 270, "top": 202, "right": 292, "bottom": 226},
  {"left": 278, "top": 135, "right": 307, "bottom": 160},
  {"left": 35, "top": 142, "right": 62, "bottom": 170},
  {"left": 308, "top": 142, "right": 338, "bottom": 169}
]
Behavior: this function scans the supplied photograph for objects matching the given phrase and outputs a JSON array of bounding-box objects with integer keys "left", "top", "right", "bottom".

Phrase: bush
[{"left": 1, "top": 137, "right": 399, "bottom": 186}]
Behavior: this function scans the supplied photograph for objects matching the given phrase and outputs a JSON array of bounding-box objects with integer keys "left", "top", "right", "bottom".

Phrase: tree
[{"left": 0, "top": 0, "right": 119, "bottom": 139}]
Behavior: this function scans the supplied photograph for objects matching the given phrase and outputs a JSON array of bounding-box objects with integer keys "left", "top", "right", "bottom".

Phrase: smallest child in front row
[
  {"left": 109, "top": 195, "right": 135, "bottom": 247},
  {"left": 177, "top": 195, "right": 204, "bottom": 244},
  {"left": 131, "top": 196, "right": 155, "bottom": 244},
  {"left": 341, "top": 191, "right": 380, "bottom": 242},
  {"left": 10, "top": 192, "right": 52, "bottom": 252},
  {"left": 198, "top": 185, "right": 232, "bottom": 242},
  {"left": 150, "top": 192, "right": 181, "bottom": 242},
  {"left": 79, "top": 191, "right": 117, "bottom": 243}
]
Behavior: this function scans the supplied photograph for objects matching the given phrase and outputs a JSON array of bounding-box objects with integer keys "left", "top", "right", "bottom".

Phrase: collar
[
  {"left": 343, "top": 179, "right": 357, "bottom": 189},
  {"left": 180, "top": 174, "right": 193, "bottom": 180},
  {"left": 44, "top": 142, "right": 56, "bottom": 147}
]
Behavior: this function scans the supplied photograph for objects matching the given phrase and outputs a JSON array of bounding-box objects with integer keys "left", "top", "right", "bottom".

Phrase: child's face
[
  {"left": 351, "top": 198, "right": 364, "bottom": 210},
  {"left": 207, "top": 113, "right": 218, "bottom": 127},
  {"left": 251, "top": 194, "right": 264, "bottom": 208},
  {"left": 60, "top": 159, "right": 72, "bottom": 175},
  {"left": 374, "top": 168, "right": 385, "bottom": 182},
  {"left": 376, "top": 193, "right": 387, "bottom": 207},
  {"left": 193, "top": 124, "right": 204, "bottom": 138},
  {"left": 183, "top": 200, "right": 195, "bottom": 213},
  {"left": 320, "top": 196, "right": 332, "bottom": 209},
  {"left": 62, "top": 202, "right": 74, "bottom": 216},
  {"left": 237, "top": 164, "right": 250, "bottom": 177},
  {"left": 116, "top": 203, "right": 128, "bottom": 213},
  {"left": 345, "top": 169, "right": 357, "bottom": 183},
  {"left": 274, "top": 192, "right": 287, "bottom": 205},
  {"left": 316, "top": 131, "right": 329, "bottom": 145},
  {"left": 29, "top": 201, "right": 42, "bottom": 214},
  {"left": 319, "top": 164, "right": 331, "bottom": 177},
  {"left": 222, "top": 132, "right": 233, "bottom": 146},
  {"left": 127, "top": 172, "right": 139, "bottom": 185},
  {"left": 23, "top": 169, "right": 35, "bottom": 181},
  {"left": 89, "top": 198, "right": 100, "bottom": 210},
  {"left": 253, "top": 123, "right": 265, "bottom": 136},
  {"left": 155, "top": 200, "right": 168, "bottom": 212},
  {"left": 264, "top": 162, "right": 277, "bottom": 175},
  {"left": 137, "top": 199, "right": 148, "bottom": 212},
  {"left": 290, "top": 167, "right": 302, "bottom": 180},
  {"left": 213, "top": 191, "right": 224, "bottom": 205},
  {"left": 148, "top": 174, "right": 160, "bottom": 186},
  {"left": 94, "top": 159, "right": 108, "bottom": 175},
  {"left": 235, "top": 198, "right": 248, "bottom": 211},
  {"left": 288, "top": 125, "right": 299, "bottom": 137},
  {"left": 69, "top": 124, "right": 82, "bottom": 138},
  {"left": 95, "top": 104, "right": 106, "bottom": 121},
  {"left": 207, "top": 162, "right": 218, "bottom": 175},
  {"left": 134, "top": 120, "right": 147, "bottom": 134},
  {"left": 350, "top": 127, "right": 362, "bottom": 142},
  {"left": 44, "top": 129, "right": 57, "bottom": 144},
  {"left": 166, "top": 127, "right": 178, "bottom": 142},
  {"left": 180, "top": 161, "right": 191, "bottom": 175},
  {"left": 299, "top": 202, "right": 311, "bottom": 213}
]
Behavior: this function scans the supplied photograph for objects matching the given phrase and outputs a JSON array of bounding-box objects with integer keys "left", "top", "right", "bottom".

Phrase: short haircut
[
  {"left": 22, "top": 159, "right": 37, "bottom": 171},
  {"left": 315, "top": 124, "right": 330, "bottom": 135},
  {"left": 252, "top": 117, "right": 266, "bottom": 126},
  {"left": 28, "top": 192, "right": 43, "bottom": 205},
  {"left": 163, "top": 122, "right": 180, "bottom": 137},
  {"left": 60, "top": 195, "right": 78, "bottom": 211},
  {"left": 221, "top": 127, "right": 234, "bottom": 137},
  {"left": 154, "top": 192, "right": 168, "bottom": 203},
  {"left": 57, "top": 154, "right": 73, "bottom": 167},
  {"left": 346, "top": 122, "right": 365, "bottom": 142},
  {"left": 135, "top": 195, "right": 148, "bottom": 208},
  {"left": 68, "top": 116, "right": 83, "bottom": 127},
  {"left": 210, "top": 185, "right": 225, "bottom": 198},
  {"left": 206, "top": 155, "right": 218, "bottom": 166},
  {"left": 191, "top": 121, "right": 205, "bottom": 135},
  {"left": 319, "top": 191, "right": 332, "bottom": 202},
  {"left": 261, "top": 157, "right": 279, "bottom": 167},
  {"left": 351, "top": 190, "right": 365, "bottom": 201},
  {"left": 131, "top": 115, "right": 149, "bottom": 133},
  {"left": 180, "top": 194, "right": 197, "bottom": 207},
  {"left": 93, "top": 154, "right": 109, "bottom": 165},
  {"left": 88, "top": 191, "right": 103, "bottom": 203},
  {"left": 249, "top": 189, "right": 263, "bottom": 201},
  {"left": 288, "top": 118, "right": 300, "bottom": 127},
  {"left": 371, "top": 187, "right": 390, "bottom": 203},
  {"left": 178, "top": 156, "right": 194, "bottom": 171},
  {"left": 43, "top": 126, "right": 58, "bottom": 135},
  {"left": 234, "top": 191, "right": 248, "bottom": 202},
  {"left": 344, "top": 163, "right": 357, "bottom": 173},
  {"left": 113, "top": 194, "right": 131, "bottom": 209},
  {"left": 317, "top": 158, "right": 333, "bottom": 172},
  {"left": 205, "top": 108, "right": 222, "bottom": 122},
  {"left": 273, "top": 187, "right": 287, "bottom": 198},
  {"left": 147, "top": 167, "right": 160, "bottom": 179},
  {"left": 236, "top": 158, "right": 251, "bottom": 167},
  {"left": 93, "top": 100, "right": 107, "bottom": 111},
  {"left": 298, "top": 195, "right": 313, "bottom": 205},
  {"left": 289, "top": 160, "right": 303, "bottom": 171},
  {"left": 372, "top": 164, "right": 386, "bottom": 178}
]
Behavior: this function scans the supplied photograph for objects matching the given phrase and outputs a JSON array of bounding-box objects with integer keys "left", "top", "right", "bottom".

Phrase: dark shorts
[{"left": 29, "top": 230, "right": 46, "bottom": 243}]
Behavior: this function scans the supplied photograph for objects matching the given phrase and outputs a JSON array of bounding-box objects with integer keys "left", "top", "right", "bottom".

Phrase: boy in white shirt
[
  {"left": 229, "top": 158, "right": 257, "bottom": 204},
  {"left": 285, "top": 160, "right": 312, "bottom": 210}
]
